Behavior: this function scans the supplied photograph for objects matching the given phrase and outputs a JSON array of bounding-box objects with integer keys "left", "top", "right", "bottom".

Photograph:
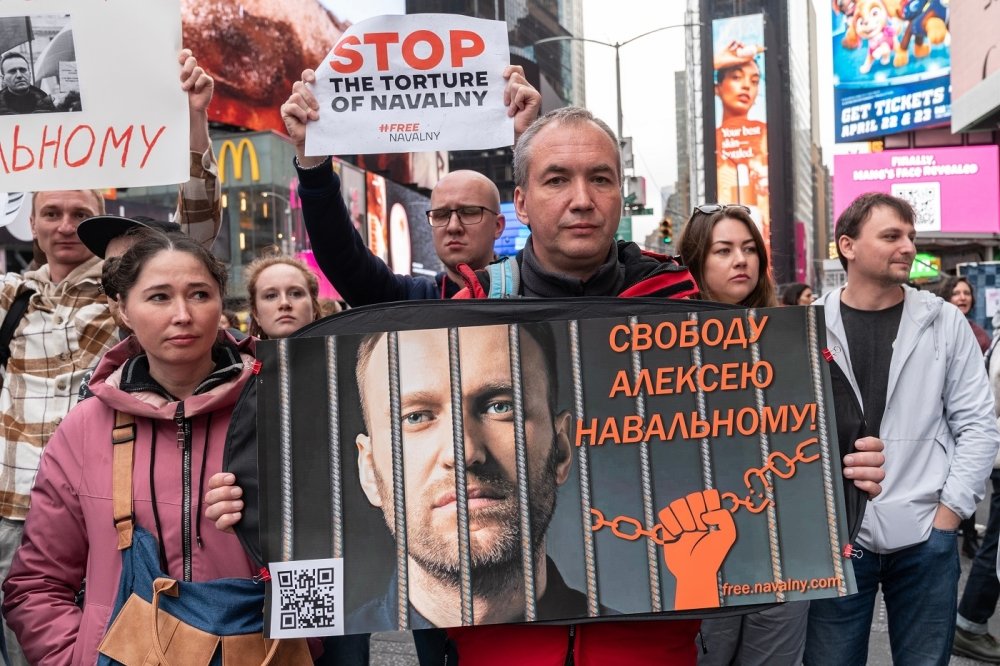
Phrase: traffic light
[{"left": 659, "top": 217, "right": 673, "bottom": 243}]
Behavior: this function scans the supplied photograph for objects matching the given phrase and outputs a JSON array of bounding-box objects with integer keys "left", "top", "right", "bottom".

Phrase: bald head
[{"left": 429, "top": 170, "right": 505, "bottom": 281}]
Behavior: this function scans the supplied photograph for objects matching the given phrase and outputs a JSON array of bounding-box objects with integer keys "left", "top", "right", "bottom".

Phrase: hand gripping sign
[{"left": 305, "top": 13, "right": 513, "bottom": 156}]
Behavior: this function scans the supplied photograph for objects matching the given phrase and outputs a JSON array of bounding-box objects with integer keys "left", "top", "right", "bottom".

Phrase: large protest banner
[
  {"left": 306, "top": 14, "right": 513, "bottom": 156},
  {"left": 242, "top": 299, "right": 859, "bottom": 638},
  {"left": 0, "top": 0, "right": 187, "bottom": 191},
  {"left": 831, "top": 1, "right": 950, "bottom": 143}
]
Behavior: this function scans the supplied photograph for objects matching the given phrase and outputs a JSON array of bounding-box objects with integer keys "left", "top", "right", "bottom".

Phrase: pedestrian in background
[
  {"left": 781, "top": 282, "right": 814, "bottom": 305},
  {"left": 244, "top": 254, "right": 321, "bottom": 340}
]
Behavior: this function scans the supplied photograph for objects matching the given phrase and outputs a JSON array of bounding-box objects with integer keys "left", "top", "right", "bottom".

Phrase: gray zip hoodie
[{"left": 821, "top": 284, "right": 999, "bottom": 553}]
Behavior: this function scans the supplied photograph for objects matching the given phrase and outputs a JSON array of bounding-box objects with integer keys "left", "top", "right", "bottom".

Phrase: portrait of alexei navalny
[
  {"left": 253, "top": 302, "right": 859, "bottom": 637},
  {"left": 1, "top": 16, "right": 82, "bottom": 116}
]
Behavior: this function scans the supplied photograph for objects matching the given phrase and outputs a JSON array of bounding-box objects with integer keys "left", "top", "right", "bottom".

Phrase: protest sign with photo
[
  {"left": 0, "top": 0, "right": 187, "bottom": 191},
  {"left": 305, "top": 13, "right": 513, "bottom": 156},
  {"left": 241, "top": 299, "right": 859, "bottom": 638}
]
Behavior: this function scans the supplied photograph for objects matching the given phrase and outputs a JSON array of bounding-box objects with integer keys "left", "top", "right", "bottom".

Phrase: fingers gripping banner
[{"left": 247, "top": 299, "right": 858, "bottom": 638}]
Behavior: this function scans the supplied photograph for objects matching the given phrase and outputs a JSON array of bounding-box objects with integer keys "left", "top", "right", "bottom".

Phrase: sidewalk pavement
[{"left": 370, "top": 536, "right": 998, "bottom": 665}]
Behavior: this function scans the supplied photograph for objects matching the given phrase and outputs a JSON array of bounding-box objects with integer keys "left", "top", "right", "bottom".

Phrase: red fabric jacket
[{"left": 3, "top": 334, "right": 257, "bottom": 665}]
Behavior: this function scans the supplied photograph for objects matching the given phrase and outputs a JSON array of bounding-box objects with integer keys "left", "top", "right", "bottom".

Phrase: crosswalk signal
[{"left": 659, "top": 217, "right": 673, "bottom": 243}]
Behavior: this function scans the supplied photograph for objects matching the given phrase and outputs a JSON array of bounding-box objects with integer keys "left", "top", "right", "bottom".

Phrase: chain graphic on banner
[{"left": 591, "top": 437, "right": 821, "bottom": 545}]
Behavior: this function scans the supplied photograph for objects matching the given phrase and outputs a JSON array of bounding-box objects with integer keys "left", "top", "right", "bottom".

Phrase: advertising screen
[
  {"left": 711, "top": 14, "right": 770, "bottom": 251},
  {"left": 495, "top": 202, "right": 530, "bottom": 258},
  {"left": 831, "top": 1, "right": 950, "bottom": 143},
  {"left": 833, "top": 145, "right": 1000, "bottom": 235}
]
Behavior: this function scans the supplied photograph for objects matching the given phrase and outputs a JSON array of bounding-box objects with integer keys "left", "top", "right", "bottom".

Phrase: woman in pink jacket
[{"left": 2, "top": 230, "right": 258, "bottom": 665}]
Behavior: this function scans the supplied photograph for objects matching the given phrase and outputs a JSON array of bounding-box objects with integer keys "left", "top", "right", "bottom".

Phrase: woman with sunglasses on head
[
  {"left": 679, "top": 204, "right": 777, "bottom": 309},
  {"left": 679, "top": 204, "right": 809, "bottom": 666},
  {"left": 1, "top": 231, "right": 310, "bottom": 664}
]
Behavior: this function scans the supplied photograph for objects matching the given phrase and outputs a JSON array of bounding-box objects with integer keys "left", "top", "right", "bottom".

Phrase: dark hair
[
  {"left": 781, "top": 282, "right": 811, "bottom": 306},
  {"left": 102, "top": 229, "right": 227, "bottom": 301},
  {"left": 938, "top": 276, "right": 975, "bottom": 312},
  {"left": 513, "top": 106, "right": 620, "bottom": 189},
  {"left": 678, "top": 205, "right": 778, "bottom": 308},
  {"left": 835, "top": 192, "right": 915, "bottom": 270},
  {"left": 244, "top": 253, "right": 321, "bottom": 339},
  {"left": 355, "top": 323, "right": 559, "bottom": 431},
  {"left": 1, "top": 52, "right": 28, "bottom": 75},
  {"left": 221, "top": 309, "right": 240, "bottom": 329}
]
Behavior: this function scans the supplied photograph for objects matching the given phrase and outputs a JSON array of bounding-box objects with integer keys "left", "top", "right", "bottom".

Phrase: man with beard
[
  {"left": 348, "top": 323, "right": 584, "bottom": 630},
  {"left": 0, "top": 53, "right": 55, "bottom": 115}
]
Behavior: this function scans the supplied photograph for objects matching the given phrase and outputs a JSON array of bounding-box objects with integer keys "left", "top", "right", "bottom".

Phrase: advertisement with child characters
[
  {"left": 712, "top": 14, "right": 770, "bottom": 254},
  {"left": 832, "top": 0, "right": 950, "bottom": 143},
  {"left": 246, "top": 300, "right": 860, "bottom": 639}
]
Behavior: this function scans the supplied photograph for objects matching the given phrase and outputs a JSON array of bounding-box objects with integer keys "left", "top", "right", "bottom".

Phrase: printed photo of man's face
[{"left": 354, "top": 325, "right": 572, "bottom": 598}]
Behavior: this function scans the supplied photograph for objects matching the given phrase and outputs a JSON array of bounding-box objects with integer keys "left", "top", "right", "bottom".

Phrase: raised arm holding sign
[
  {"left": 304, "top": 14, "right": 515, "bottom": 155},
  {"left": 279, "top": 65, "right": 539, "bottom": 306}
]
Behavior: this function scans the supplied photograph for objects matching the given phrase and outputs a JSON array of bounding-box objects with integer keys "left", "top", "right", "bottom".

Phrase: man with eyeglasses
[{"left": 279, "top": 65, "right": 539, "bottom": 306}]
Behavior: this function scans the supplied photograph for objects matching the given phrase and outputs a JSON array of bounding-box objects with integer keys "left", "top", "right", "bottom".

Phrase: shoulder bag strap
[
  {"left": 0, "top": 288, "right": 35, "bottom": 369},
  {"left": 112, "top": 410, "right": 137, "bottom": 550}
]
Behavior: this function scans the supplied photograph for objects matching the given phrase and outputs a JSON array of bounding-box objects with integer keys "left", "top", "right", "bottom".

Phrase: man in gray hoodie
[{"left": 804, "top": 192, "right": 1000, "bottom": 665}]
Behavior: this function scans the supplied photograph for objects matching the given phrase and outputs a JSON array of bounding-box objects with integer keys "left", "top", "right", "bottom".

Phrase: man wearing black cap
[
  {"left": 77, "top": 214, "right": 181, "bottom": 260},
  {"left": 0, "top": 50, "right": 220, "bottom": 666}
]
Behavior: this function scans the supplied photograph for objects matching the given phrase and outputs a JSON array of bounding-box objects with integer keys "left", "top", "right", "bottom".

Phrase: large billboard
[
  {"left": 833, "top": 145, "right": 1000, "bottom": 235},
  {"left": 712, "top": 14, "right": 770, "bottom": 250},
  {"left": 832, "top": 1, "right": 951, "bottom": 143},
  {"left": 180, "top": 0, "right": 403, "bottom": 133},
  {"left": 949, "top": 0, "right": 1000, "bottom": 132}
]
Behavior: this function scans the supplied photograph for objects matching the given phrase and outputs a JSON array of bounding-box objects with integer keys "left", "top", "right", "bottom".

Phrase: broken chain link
[{"left": 590, "top": 437, "right": 821, "bottom": 544}]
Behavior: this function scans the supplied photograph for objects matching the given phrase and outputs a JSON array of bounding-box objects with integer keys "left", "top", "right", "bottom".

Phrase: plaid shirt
[{"left": 0, "top": 148, "right": 221, "bottom": 520}]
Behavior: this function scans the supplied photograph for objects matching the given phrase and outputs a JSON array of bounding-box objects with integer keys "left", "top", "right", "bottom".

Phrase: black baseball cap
[{"left": 77, "top": 215, "right": 181, "bottom": 259}]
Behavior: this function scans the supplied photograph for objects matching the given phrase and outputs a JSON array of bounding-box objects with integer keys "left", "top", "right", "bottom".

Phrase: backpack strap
[
  {"left": 485, "top": 257, "right": 520, "bottom": 299},
  {"left": 0, "top": 288, "right": 34, "bottom": 369},
  {"left": 112, "top": 410, "right": 137, "bottom": 550}
]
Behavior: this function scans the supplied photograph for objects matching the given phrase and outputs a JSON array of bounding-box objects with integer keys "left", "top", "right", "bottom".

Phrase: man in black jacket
[{"left": 0, "top": 53, "right": 55, "bottom": 115}]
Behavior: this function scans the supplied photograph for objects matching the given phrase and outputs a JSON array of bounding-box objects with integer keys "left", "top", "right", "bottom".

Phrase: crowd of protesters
[{"left": 0, "top": 34, "right": 997, "bottom": 666}]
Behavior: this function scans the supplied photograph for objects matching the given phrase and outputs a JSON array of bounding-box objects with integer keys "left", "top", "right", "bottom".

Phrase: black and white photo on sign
[{"left": 0, "top": 14, "right": 81, "bottom": 116}]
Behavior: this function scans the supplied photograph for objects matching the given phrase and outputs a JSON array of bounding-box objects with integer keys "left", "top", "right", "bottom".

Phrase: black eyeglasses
[
  {"left": 425, "top": 206, "right": 498, "bottom": 227},
  {"left": 692, "top": 204, "right": 752, "bottom": 216}
]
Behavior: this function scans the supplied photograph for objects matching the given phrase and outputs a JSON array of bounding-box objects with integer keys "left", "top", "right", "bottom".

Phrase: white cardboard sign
[
  {"left": 306, "top": 13, "right": 513, "bottom": 156},
  {"left": 0, "top": 0, "right": 187, "bottom": 191}
]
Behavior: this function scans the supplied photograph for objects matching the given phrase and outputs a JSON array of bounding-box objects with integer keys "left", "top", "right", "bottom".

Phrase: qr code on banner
[
  {"left": 269, "top": 558, "right": 344, "bottom": 638},
  {"left": 891, "top": 182, "right": 941, "bottom": 233}
]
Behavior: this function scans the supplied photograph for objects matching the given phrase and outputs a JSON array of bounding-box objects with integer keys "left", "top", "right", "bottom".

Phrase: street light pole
[
  {"left": 262, "top": 191, "right": 293, "bottom": 254},
  {"left": 534, "top": 23, "right": 700, "bottom": 152}
]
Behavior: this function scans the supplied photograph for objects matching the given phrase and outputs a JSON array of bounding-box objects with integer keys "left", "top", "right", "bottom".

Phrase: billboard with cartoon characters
[{"left": 832, "top": 0, "right": 950, "bottom": 143}]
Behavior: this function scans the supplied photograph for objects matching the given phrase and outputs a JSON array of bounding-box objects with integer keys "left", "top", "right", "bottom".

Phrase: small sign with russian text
[{"left": 0, "top": 0, "right": 187, "bottom": 191}]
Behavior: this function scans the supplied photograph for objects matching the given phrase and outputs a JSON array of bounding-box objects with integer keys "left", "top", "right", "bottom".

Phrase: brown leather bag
[{"left": 96, "top": 412, "right": 311, "bottom": 666}]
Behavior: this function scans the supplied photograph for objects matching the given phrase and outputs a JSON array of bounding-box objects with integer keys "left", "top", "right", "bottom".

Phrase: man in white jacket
[{"left": 803, "top": 192, "right": 1000, "bottom": 665}]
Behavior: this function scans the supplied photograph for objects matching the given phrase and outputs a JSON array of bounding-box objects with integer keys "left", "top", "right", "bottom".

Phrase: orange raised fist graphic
[{"left": 659, "top": 488, "right": 737, "bottom": 609}]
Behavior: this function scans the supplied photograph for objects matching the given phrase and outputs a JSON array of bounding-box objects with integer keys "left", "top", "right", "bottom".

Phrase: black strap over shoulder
[{"left": 0, "top": 288, "right": 34, "bottom": 369}]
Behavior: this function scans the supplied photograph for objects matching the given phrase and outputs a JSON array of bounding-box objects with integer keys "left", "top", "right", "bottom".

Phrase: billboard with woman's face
[{"left": 712, "top": 14, "right": 770, "bottom": 253}]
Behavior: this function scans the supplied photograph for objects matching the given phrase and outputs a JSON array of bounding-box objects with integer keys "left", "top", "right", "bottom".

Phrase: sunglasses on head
[{"left": 692, "top": 204, "right": 752, "bottom": 216}]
